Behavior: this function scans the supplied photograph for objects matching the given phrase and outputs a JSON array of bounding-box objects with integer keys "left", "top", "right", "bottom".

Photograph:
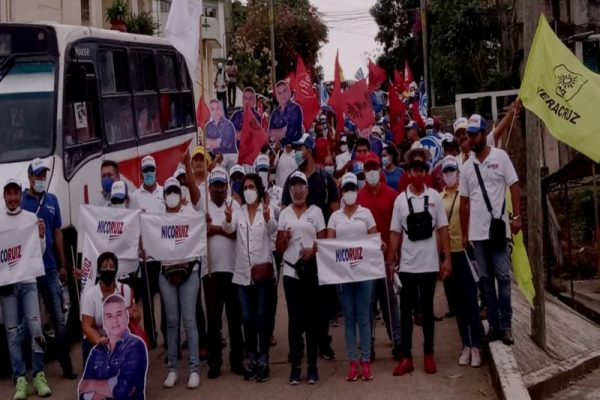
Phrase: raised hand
[
  {"left": 263, "top": 198, "right": 271, "bottom": 223},
  {"left": 225, "top": 200, "right": 233, "bottom": 223}
]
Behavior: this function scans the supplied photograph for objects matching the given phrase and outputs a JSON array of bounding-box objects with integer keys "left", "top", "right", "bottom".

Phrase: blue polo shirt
[
  {"left": 205, "top": 118, "right": 238, "bottom": 154},
  {"left": 21, "top": 189, "right": 62, "bottom": 271},
  {"left": 268, "top": 101, "right": 303, "bottom": 145},
  {"left": 230, "top": 109, "right": 261, "bottom": 132}
]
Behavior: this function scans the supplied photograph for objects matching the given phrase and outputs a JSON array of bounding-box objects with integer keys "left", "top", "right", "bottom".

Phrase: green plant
[
  {"left": 105, "top": 0, "right": 129, "bottom": 22},
  {"left": 125, "top": 12, "right": 158, "bottom": 35}
]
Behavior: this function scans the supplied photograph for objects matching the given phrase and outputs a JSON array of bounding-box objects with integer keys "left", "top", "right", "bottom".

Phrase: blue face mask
[
  {"left": 143, "top": 171, "right": 156, "bottom": 186},
  {"left": 294, "top": 151, "right": 305, "bottom": 167},
  {"left": 231, "top": 181, "right": 242, "bottom": 194},
  {"left": 101, "top": 177, "right": 114, "bottom": 194},
  {"left": 426, "top": 128, "right": 434, "bottom": 136}
]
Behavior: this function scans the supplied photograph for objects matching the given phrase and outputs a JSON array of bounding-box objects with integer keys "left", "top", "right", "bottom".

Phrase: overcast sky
[{"left": 313, "top": 0, "right": 380, "bottom": 81}]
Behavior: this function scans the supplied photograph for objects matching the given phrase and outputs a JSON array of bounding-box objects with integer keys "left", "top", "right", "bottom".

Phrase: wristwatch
[{"left": 511, "top": 215, "right": 521, "bottom": 221}]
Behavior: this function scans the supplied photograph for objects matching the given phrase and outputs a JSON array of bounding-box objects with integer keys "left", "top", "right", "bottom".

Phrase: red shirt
[
  {"left": 314, "top": 137, "right": 330, "bottom": 165},
  {"left": 358, "top": 183, "right": 398, "bottom": 245},
  {"left": 397, "top": 173, "right": 433, "bottom": 193}
]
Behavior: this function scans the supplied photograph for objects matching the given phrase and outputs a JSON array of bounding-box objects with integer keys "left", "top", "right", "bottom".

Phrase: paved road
[{"left": 0, "top": 281, "right": 495, "bottom": 399}]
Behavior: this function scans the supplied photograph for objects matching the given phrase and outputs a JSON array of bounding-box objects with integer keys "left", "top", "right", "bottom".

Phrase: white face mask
[
  {"left": 442, "top": 171, "right": 458, "bottom": 188},
  {"left": 324, "top": 165, "right": 335, "bottom": 175},
  {"left": 343, "top": 190, "right": 358, "bottom": 206},
  {"left": 33, "top": 179, "right": 46, "bottom": 193},
  {"left": 244, "top": 189, "right": 258, "bottom": 204},
  {"left": 165, "top": 193, "right": 181, "bottom": 209},
  {"left": 340, "top": 144, "right": 348, "bottom": 153},
  {"left": 365, "top": 170, "right": 380, "bottom": 186},
  {"left": 382, "top": 156, "right": 391, "bottom": 168}
]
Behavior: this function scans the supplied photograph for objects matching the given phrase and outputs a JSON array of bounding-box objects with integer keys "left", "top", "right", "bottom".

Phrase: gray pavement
[{"left": 0, "top": 281, "right": 495, "bottom": 399}]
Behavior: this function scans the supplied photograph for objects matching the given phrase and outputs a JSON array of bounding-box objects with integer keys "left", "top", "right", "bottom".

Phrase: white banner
[
  {"left": 140, "top": 212, "right": 206, "bottom": 264},
  {"left": 0, "top": 221, "right": 45, "bottom": 286},
  {"left": 80, "top": 235, "right": 100, "bottom": 294},
  {"left": 78, "top": 205, "right": 141, "bottom": 260},
  {"left": 165, "top": 0, "right": 203, "bottom": 84},
  {"left": 316, "top": 234, "right": 385, "bottom": 285}
]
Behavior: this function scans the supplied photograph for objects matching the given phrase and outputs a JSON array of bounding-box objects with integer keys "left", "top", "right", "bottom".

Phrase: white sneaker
[
  {"left": 163, "top": 372, "right": 178, "bottom": 388},
  {"left": 470, "top": 348, "right": 482, "bottom": 368},
  {"left": 187, "top": 372, "right": 200, "bottom": 389},
  {"left": 458, "top": 346, "right": 471, "bottom": 366}
]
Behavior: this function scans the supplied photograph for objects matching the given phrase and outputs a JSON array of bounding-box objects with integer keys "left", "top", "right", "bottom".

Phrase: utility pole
[
  {"left": 268, "top": 0, "right": 277, "bottom": 91},
  {"left": 420, "top": 0, "right": 433, "bottom": 109},
  {"left": 523, "top": 0, "right": 546, "bottom": 349}
]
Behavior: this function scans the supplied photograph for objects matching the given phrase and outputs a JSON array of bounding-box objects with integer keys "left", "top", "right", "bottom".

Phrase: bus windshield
[{"left": 0, "top": 61, "right": 55, "bottom": 163}]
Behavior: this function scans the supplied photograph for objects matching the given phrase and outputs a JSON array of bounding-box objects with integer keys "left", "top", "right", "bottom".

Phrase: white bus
[{"left": 0, "top": 22, "right": 198, "bottom": 248}]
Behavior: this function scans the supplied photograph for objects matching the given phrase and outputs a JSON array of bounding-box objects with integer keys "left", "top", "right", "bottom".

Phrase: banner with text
[
  {"left": 80, "top": 234, "right": 100, "bottom": 294},
  {"left": 316, "top": 234, "right": 385, "bottom": 285},
  {"left": 140, "top": 212, "right": 206, "bottom": 264},
  {"left": 0, "top": 221, "right": 45, "bottom": 286}
]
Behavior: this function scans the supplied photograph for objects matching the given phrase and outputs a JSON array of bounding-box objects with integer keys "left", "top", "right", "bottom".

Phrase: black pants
[
  {"left": 227, "top": 82, "right": 237, "bottom": 108},
  {"left": 443, "top": 266, "right": 459, "bottom": 314},
  {"left": 318, "top": 284, "right": 338, "bottom": 351},
  {"left": 283, "top": 276, "right": 324, "bottom": 367},
  {"left": 139, "top": 261, "right": 166, "bottom": 348},
  {"left": 216, "top": 91, "right": 228, "bottom": 117},
  {"left": 195, "top": 269, "right": 208, "bottom": 350},
  {"left": 203, "top": 272, "right": 244, "bottom": 368},
  {"left": 399, "top": 272, "right": 438, "bottom": 358}
]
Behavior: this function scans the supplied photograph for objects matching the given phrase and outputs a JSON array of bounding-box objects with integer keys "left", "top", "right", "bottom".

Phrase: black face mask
[{"left": 98, "top": 269, "right": 117, "bottom": 286}]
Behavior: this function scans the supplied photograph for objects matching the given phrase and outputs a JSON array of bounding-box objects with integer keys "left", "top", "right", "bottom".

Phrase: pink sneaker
[
  {"left": 361, "top": 361, "right": 374, "bottom": 381},
  {"left": 346, "top": 360, "right": 359, "bottom": 381}
]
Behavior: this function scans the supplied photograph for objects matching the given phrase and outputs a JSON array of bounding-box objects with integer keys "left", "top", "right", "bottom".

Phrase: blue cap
[
  {"left": 292, "top": 133, "right": 315, "bottom": 150},
  {"left": 110, "top": 181, "right": 128, "bottom": 200},
  {"left": 352, "top": 161, "right": 364, "bottom": 175},
  {"left": 254, "top": 154, "right": 270, "bottom": 172},
  {"left": 209, "top": 167, "right": 228, "bottom": 185},
  {"left": 466, "top": 114, "right": 486, "bottom": 134},
  {"left": 28, "top": 158, "right": 49, "bottom": 176}
]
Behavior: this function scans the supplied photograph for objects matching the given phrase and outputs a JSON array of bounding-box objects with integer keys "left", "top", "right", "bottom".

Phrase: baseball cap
[
  {"left": 453, "top": 117, "right": 468, "bottom": 133},
  {"left": 3, "top": 178, "right": 22, "bottom": 191},
  {"left": 164, "top": 177, "right": 181, "bottom": 191},
  {"left": 174, "top": 167, "right": 186, "bottom": 179},
  {"left": 141, "top": 155, "right": 156, "bottom": 171},
  {"left": 341, "top": 172, "right": 358, "bottom": 189},
  {"left": 209, "top": 167, "right": 228, "bottom": 185},
  {"left": 228, "top": 56, "right": 233, "bottom": 61},
  {"left": 371, "top": 125, "right": 383, "bottom": 136},
  {"left": 254, "top": 154, "right": 270, "bottom": 172},
  {"left": 217, "top": 62, "right": 223, "bottom": 69},
  {"left": 229, "top": 164, "right": 245, "bottom": 178},
  {"left": 405, "top": 120, "right": 418, "bottom": 130},
  {"left": 466, "top": 114, "right": 486, "bottom": 134},
  {"left": 441, "top": 155, "right": 459, "bottom": 172},
  {"left": 441, "top": 133, "right": 457, "bottom": 146},
  {"left": 363, "top": 152, "right": 381, "bottom": 168},
  {"left": 352, "top": 161, "right": 364, "bottom": 175},
  {"left": 292, "top": 133, "right": 315, "bottom": 150},
  {"left": 425, "top": 117, "right": 434, "bottom": 128},
  {"left": 191, "top": 146, "right": 212, "bottom": 163},
  {"left": 288, "top": 171, "right": 307, "bottom": 185},
  {"left": 340, "top": 135, "right": 348, "bottom": 143},
  {"left": 110, "top": 180, "right": 128, "bottom": 200},
  {"left": 28, "top": 158, "right": 49, "bottom": 176}
]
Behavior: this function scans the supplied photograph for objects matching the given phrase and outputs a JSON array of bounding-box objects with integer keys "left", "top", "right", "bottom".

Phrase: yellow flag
[{"left": 520, "top": 14, "right": 600, "bottom": 162}]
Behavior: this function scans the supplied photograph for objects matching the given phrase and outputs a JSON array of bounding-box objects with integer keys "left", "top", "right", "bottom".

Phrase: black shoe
[
  {"left": 256, "top": 365, "right": 271, "bottom": 382},
  {"left": 307, "top": 366, "right": 319, "bottom": 384},
  {"left": 502, "top": 329, "right": 515, "bottom": 346},
  {"left": 392, "top": 343, "right": 402, "bottom": 361},
  {"left": 288, "top": 366, "right": 301, "bottom": 385},
  {"left": 62, "top": 371, "right": 78, "bottom": 380},
  {"left": 485, "top": 328, "right": 502, "bottom": 343},
  {"left": 319, "top": 346, "right": 335, "bottom": 360},
  {"left": 207, "top": 366, "right": 221, "bottom": 379},
  {"left": 231, "top": 363, "right": 245, "bottom": 376},
  {"left": 445, "top": 310, "right": 456, "bottom": 318},
  {"left": 244, "top": 362, "right": 258, "bottom": 381}
]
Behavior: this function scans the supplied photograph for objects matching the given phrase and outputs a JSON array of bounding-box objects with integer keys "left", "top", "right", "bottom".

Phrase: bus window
[
  {"left": 131, "top": 50, "right": 160, "bottom": 137},
  {"left": 98, "top": 49, "right": 129, "bottom": 93},
  {"left": 157, "top": 53, "right": 177, "bottom": 91},
  {"left": 130, "top": 51, "right": 156, "bottom": 92},
  {"left": 136, "top": 94, "right": 160, "bottom": 136},
  {"left": 104, "top": 97, "right": 135, "bottom": 144},
  {"left": 0, "top": 62, "right": 55, "bottom": 163}
]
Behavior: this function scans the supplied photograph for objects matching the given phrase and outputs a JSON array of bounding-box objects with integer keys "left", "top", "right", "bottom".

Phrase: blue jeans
[
  {"left": 1, "top": 282, "right": 45, "bottom": 379},
  {"left": 159, "top": 272, "right": 200, "bottom": 373},
  {"left": 36, "top": 268, "right": 73, "bottom": 373},
  {"left": 338, "top": 280, "right": 374, "bottom": 361},
  {"left": 451, "top": 252, "right": 482, "bottom": 348},
  {"left": 237, "top": 282, "right": 275, "bottom": 366},
  {"left": 472, "top": 240, "right": 512, "bottom": 331}
]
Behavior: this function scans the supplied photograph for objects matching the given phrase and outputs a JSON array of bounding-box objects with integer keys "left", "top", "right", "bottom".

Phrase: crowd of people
[{"left": 0, "top": 79, "right": 524, "bottom": 399}]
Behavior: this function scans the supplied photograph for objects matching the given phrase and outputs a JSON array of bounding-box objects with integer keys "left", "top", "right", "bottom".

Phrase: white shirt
[
  {"left": 92, "top": 192, "right": 112, "bottom": 207},
  {"left": 205, "top": 199, "right": 239, "bottom": 276},
  {"left": 327, "top": 206, "right": 376, "bottom": 240},
  {"left": 275, "top": 149, "right": 297, "bottom": 187},
  {"left": 390, "top": 186, "right": 448, "bottom": 273},
  {"left": 192, "top": 181, "right": 208, "bottom": 212},
  {"left": 278, "top": 205, "right": 325, "bottom": 279},
  {"left": 80, "top": 282, "right": 133, "bottom": 337},
  {"left": 335, "top": 151, "right": 351, "bottom": 172},
  {"left": 129, "top": 184, "right": 164, "bottom": 213},
  {"left": 459, "top": 147, "right": 518, "bottom": 241},
  {"left": 223, "top": 203, "right": 277, "bottom": 286},
  {"left": 457, "top": 130, "right": 498, "bottom": 168}
]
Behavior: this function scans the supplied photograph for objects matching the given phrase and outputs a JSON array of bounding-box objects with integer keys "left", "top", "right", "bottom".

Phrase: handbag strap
[
  {"left": 447, "top": 191, "right": 459, "bottom": 223},
  {"left": 473, "top": 163, "right": 505, "bottom": 218},
  {"left": 406, "top": 192, "right": 429, "bottom": 215}
]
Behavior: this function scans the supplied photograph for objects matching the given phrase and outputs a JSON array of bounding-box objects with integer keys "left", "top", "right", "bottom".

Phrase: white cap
[
  {"left": 441, "top": 155, "right": 459, "bottom": 172},
  {"left": 3, "top": 178, "right": 22, "bottom": 191},
  {"left": 254, "top": 154, "right": 270, "bottom": 171},
  {"left": 218, "top": 62, "right": 223, "bottom": 69},
  {"left": 340, "top": 135, "right": 348, "bottom": 143},
  {"left": 209, "top": 167, "right": 228, "bottom": 185},
  {"left": 164, "top": 177, "right": 181, "bottom": 191},
  {"left": 110, "top": 180, "right": 127, "bottom": 200},
  {"left": 288, "top": 171, "right": 307, "bottom": 185},
  {"left": 453, "top": 117, "right": 468, "bottom": 133},
  {"left": 371, "top": 125, "right": 383, "bottom": 135},
  {"left": 28, "top": 158, "right": 49, "bottom": 176},
  {"left": 341, "top": 172, "right": 358, "bottom": 189},
  {"left": 441, "top": 133, "right": 456, "bottom": 144},
  {"left": 229, "top": 164, "right": 245, "bottom": 178},
  {"left": 174, "top": 167, "right": 186, "bottom": 178},
  {"left": 466, "top": 114, "right": 487, "bottom": 133},
  {"left": 141, "top": 155, "right": 156, "bottom": 171},
  {"left": 425, "top": 117, "right": 434, "bottom": 127}
]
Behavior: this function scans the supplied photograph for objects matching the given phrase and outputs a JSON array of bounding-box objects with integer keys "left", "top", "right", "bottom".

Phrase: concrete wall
[{"left": 0, "top": 0, "right": 81, "bottom": 24}]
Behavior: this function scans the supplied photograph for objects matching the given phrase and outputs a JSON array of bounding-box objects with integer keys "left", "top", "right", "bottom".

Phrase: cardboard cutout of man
[
  {"left": 205, "top": 99, "right": 238, "bottom": 155},
  {"left": 230, "top": 87, "right": 261, "bottom": 143},
  {"left": 268, "top": 80, "right": 303, "bottom": 145},
  {"left": 78, "top": 294, "right": 148, "bottom": 400}
]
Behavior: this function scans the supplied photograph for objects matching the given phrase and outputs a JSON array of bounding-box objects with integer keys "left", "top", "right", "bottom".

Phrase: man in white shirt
[
  {"left": 129, "top": 155, "right": 164, "bottom": 213},
  {"left": 334, "top": 135, "right": 352, "bottom": 178},
  {"left": 459, "top": 114, "right": 521, "bottom": 346},
  {"left": 204, "top": 167, "right": 244, "bottom": 379},
  {"left": 274, "top": 142, "right": 298, "bottom": 187}
]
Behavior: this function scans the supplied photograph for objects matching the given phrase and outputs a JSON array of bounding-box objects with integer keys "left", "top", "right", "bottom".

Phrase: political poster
[
  {"left": 0, "top": 220, "right": 45, "bottom": 286},
  {"left": 205, "top": 99, "right": 238, "bottom": 155},
  {"left": 316, "top": 234, "right": 385, "bottom": 285},
  {"left": 268, "top": 80, "right": 304, "bottom": 144},
  {"left": 78, "top": 294, "right": 148, "bottom": 400},
  {"left": 140, "top": 212, "right": 207, "bottom": 264}
]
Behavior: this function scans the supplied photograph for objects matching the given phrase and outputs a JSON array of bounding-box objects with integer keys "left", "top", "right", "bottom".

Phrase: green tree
[{"left": 232, "top": 0, "right": 328, "bottom": 93}]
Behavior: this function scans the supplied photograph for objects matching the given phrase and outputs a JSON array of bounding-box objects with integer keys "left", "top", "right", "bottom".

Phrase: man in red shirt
[{"left": 358, "top": 152, "right": 402, "bottom": 360}]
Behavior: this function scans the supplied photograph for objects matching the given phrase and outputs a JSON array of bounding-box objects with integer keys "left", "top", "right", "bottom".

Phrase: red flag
[
  {"left": 329, "top": 50, "right": 345, "bottom": 135},
  {"left": 411, "top": 101, "right": 425, "bottom": 130},
  {"left": 388, "top": 81, "right": 406, "bottom": 123},
  {"left": 295, "top": 55, "right": 321, "bottom": 131},
  {"left": 196, "top": 95, "right": 210, "bottom": 128},
  {"left": 393, "top": 69, "right": 405, "bottom": 92},
  {"left": 404, "top": 60, "right": 414, "bottom": 86},
  {"left": 238, "top": 104, "right": 268, "bottom": 165},
  {"left": 392, "top": 122, "right": 405, "bottom": 145},
  {"left": 367, "top": 59, "right": 386, "bottom": 92},
  {"left": 287, "top": 71, "right": 297, "bottom": 95},
  {"left": 338, "top": 79, "right": 375, "bottom": 130}
]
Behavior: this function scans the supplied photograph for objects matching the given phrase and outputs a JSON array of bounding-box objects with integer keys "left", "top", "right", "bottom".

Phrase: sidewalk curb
[{"left": 487, "top": 341, "right": 531, "bottom": 400}]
